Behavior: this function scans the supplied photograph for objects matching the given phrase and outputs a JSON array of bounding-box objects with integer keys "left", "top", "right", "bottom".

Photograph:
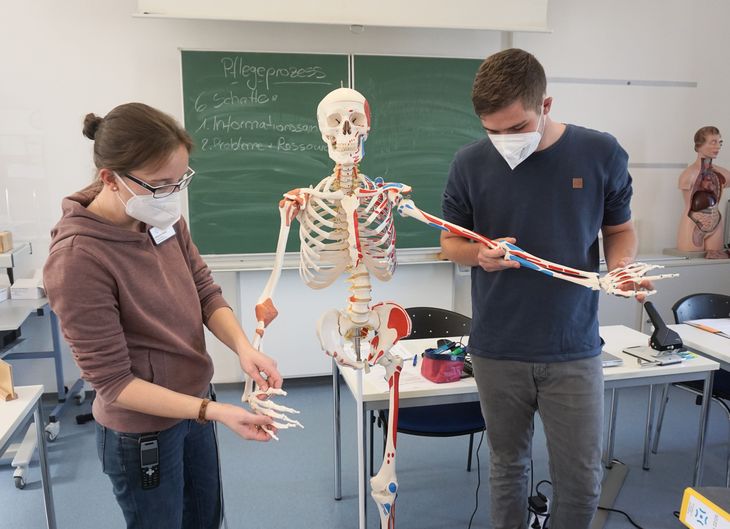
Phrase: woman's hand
[
  {"left": 239, "top": 347, "right": 283, "bottom": 393},
  {"left": 206, "top": 401, "right": 276, "bottom": 441}
]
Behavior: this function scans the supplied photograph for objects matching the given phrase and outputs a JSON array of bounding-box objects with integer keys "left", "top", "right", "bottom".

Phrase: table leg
[
  {"left": 333, "top": 359, "right": 342, "bottom": 500},
  {"left": 604, "top": 388, "right": 618, "bottom": 469},
  {"left": 49, "top": 311, "right": 65, "bottom": 401},
  {"left": 693, "top": 372, "right": 714, "bottom": 486},
  {"left": 34, "top": 402, "right": 56, "bottom": 529},
  {"left": 361, "top": 400, "right": 368, "bottom": 529},
  {"left": 642, "top": 385, "right": 655, "bottom": 470}
]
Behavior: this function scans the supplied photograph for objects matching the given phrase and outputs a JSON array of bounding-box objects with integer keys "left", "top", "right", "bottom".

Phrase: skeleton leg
[{"left": 368, "top": 303, "right": 411, "bottom": 529}]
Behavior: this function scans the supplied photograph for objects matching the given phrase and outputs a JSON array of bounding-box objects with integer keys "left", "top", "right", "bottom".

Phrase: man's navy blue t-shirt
[{"left": 442, "top": 124, "right": 633, "bottom": 362}]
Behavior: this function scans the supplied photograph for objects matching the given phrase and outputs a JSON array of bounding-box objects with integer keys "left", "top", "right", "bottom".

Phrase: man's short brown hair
[
  {"left": 694, "top": 126, "right": 721, "bottom": 151},
  {"left": 472, "top": 48, "right": 546, "bottom": 117}
]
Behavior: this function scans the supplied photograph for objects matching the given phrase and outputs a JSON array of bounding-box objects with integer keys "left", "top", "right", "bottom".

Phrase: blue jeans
[
  {"left": 96, "top": 419, "right": 223, "bottom": 529},
  {"left": 472, "top": 354, "right": 604, "bottom": 529}
]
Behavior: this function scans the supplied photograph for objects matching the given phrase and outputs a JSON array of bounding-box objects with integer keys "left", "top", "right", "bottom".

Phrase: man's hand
[
  {"left": 477, "top": 237, "right": 521, "bottom": 272},
  {"left": 614, "top": 257, "right": 654, "bottom": 302}
]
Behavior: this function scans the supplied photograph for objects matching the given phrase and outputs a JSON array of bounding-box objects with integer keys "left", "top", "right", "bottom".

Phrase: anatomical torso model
[{"left": 677, "top": 127, "right": 730, "bottom": 258}]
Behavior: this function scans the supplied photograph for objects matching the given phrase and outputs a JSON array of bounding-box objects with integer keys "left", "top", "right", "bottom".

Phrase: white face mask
[
  {"left": 114, "top": 173, "right": 181, "bottom": 230},
  {"left": 488, "top": 106, "right": 546, "bottom": 170}
]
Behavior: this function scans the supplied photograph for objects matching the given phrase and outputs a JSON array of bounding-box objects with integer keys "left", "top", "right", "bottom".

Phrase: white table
[
  {"left": 1, "top": 300, "right": 86, "bottom": 422},
  {"left": 670, "top": 323, "right": 730, "bottom": 370},
  {"left": 0, "top": 385, "right": 56, "bottom": 529},
  {"left": 332, "top": 325, "right": 719, "bottom": 529}
]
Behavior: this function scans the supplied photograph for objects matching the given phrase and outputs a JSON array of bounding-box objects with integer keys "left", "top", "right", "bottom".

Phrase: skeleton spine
[{"left": 347, "top": 264, "right": 372, "bottom": 326}]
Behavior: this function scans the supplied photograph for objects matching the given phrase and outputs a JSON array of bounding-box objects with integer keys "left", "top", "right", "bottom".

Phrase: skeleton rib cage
[{"left": 299, "top": 172, "right": 398, "bottom": 290}]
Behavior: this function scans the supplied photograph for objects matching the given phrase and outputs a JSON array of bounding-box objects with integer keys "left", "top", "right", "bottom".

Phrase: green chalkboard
[
  {"left": 181, "top": 50, "right": 349, "bottom": 254},
  {"left": 354, "top": 55, "right": 485, "bottom": 250},
  {"left": 181, "top": 51, "right": 485, "bottom": 255}
]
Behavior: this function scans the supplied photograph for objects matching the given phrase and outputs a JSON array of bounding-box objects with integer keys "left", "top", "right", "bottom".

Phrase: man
[{"left": 440, "top": 48, "right": 639, "bottom": 529}]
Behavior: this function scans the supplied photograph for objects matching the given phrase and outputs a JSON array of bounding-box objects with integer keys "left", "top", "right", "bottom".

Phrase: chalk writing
[
  {"left": 195, "top": 114, "right": 318, "bottom": 134},
  {"left": 219, "top": 57, "right": 327, "bottom": 92},
  {"left": 199, "top": 136, "right": 327, "bottom": 153}
]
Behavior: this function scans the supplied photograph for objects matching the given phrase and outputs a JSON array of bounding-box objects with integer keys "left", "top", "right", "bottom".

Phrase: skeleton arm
[
  {"left": 395, "top": 197, "right": 678, "bottom": 297},
  {"left": 241, "top": 194, "right": 306, "bottom": 439}
]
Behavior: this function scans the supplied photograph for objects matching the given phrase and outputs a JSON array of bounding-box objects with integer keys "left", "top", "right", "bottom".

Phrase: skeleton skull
[{"left": 317, "top": 88, "right": 371, "bottom": 165}]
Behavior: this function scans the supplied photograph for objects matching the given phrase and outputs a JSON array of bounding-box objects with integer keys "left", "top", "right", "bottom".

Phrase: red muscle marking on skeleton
[
  {"left": 386, "top": 306, "right": 412, "bottom": 342},
  {"left": 255, "top": 298, "right": 279, "bottom": 328},
  {"left": 369, "top": 335, "right": 384, "bottom": 364},
  {"left": 352, "top": 208, "right": 364, "bottom": 263},
  {"left": 280, "top": 188, "right": 307, "bottom": 226}
]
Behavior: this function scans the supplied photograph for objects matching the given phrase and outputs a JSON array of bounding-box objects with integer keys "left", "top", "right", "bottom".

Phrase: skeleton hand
[
  {"left": 240, "top": 349, "right": 302, "bottom": 440},
  {"left": 599, "top": 262, "right": 678, "bottom": 298},
  {"left": 244, "top": 387, "right": 303, "bottom": 441}
]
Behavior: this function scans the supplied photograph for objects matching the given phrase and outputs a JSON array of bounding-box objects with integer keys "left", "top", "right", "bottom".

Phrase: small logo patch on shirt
[{"left": 572, "top": 177, "right": 583, "bottom": 189}]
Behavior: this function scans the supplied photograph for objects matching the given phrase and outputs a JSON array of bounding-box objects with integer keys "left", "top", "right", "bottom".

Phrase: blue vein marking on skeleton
[
  {"left": 430, "top": 223, "right": 448, "bottom": 231},
  {"left": 501, "top": 242, "right": 555, "bottom": 276},
  {"left": 383, "top": 504, "right": 391, "bottom": 514},
  {"left": 377, "top": 182, "right": 407, "bottom": 191},
  {"left": 375, "top": 177, "right": 384, "bottom": 185}
]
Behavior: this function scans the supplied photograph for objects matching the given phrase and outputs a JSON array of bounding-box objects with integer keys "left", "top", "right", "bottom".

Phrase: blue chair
[
  {"left": 652, "top": 293, "right": 730, "bottom": 485},
  {"left": 370, "top": 307, "right": 485, "bottom": 475}
]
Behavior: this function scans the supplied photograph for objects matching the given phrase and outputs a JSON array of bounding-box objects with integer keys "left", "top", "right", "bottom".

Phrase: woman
[{"left": 43, "top": 102, "right": 281, "bottom": 529}]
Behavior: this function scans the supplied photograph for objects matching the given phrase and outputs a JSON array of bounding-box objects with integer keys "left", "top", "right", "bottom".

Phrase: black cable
[
  {"left": 535, "top": 479, "right": 551, "bottom": 498},
  {"left": 597, "top": 506, "right": 644, "bottom": 529},
  {"left": 530, "top": 459, "right": 535, "bottom": 497},
  {"left": 467, "top": 431, "right": 485, "bottom": 529}
]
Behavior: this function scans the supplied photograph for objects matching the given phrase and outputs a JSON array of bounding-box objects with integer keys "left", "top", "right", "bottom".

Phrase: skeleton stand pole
[{"left": 354, "top": 329, "right": 367, "bottom": 529}]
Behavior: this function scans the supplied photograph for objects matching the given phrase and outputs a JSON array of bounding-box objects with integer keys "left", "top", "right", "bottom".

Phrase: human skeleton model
[{"left": 242, "top": 87, "right": 678, "bottom": 529}]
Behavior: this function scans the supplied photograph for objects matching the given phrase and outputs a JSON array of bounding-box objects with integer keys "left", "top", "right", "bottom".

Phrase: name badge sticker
[{"left": 149, "top": 225, "right": 176, "bottom": 245}]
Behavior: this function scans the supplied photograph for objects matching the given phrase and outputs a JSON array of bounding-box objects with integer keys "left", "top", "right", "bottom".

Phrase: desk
[
  {"left": 0, "top": 385, "right": 56, "bottom": 529},
  {"left": 332, "top": 325, "right": 719, "bottom": 529},
  {"left": 670, "top": 324, "right": 730, "bottom": 370},
  {"left": 0, "top": 299, "right": 84, "bottom": 486}
]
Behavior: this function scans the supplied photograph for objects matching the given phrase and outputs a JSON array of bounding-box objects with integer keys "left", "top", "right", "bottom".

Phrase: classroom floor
[{"left": 1, "top": 377, "right": 727, "bottom": 529}]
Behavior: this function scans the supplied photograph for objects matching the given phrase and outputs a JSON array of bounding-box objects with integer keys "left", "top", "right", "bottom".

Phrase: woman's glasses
[{"left": 124, "top": 167, "right": 195, "bottom": 198}]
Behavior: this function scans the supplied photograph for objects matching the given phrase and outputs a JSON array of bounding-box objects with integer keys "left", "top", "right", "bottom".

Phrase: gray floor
[{"left": 1, "top": 377, "right": 727, "bottom": 529}]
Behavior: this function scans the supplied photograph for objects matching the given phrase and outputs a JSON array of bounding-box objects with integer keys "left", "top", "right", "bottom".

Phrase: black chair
[
  {"left": 652, "top": 293, "right": 730, "bottom": 485},
  {"left": 370, "top": 307, "right": 485, "bottom": 475}
]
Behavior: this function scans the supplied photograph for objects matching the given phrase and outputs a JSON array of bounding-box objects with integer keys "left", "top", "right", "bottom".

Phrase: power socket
[{"left": 528, "top": 494, "right": 550, "bottom": 529}]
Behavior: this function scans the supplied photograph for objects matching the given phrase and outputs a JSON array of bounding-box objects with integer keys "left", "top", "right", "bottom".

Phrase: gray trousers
[{"left": 472, "top": 354, "right": 604, "bottom": 529}]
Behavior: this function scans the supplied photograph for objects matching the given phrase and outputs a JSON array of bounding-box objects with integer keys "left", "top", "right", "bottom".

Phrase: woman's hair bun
[{"left": 82, "top": 113, "right": 103, "bottom": 140}]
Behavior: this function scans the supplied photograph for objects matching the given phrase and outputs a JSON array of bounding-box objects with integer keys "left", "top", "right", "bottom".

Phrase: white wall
[{"left": 2, "top": 0, "right": 729, "bottom": 389}]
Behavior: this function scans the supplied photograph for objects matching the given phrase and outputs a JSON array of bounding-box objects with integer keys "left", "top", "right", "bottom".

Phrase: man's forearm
[
  {"left": 440, "top": 234, "right": 480, "bottom": 267},
  {"left": 602, "top": 228, "right": 638, "bottom": 271}
]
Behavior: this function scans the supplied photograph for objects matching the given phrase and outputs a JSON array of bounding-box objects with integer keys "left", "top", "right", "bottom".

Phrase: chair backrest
[
  {"left": 672, "top": 293, "right": 730, "bottom": 323},
  {"left": 404, "top": 307, "right": 471, "bottom": 340}
]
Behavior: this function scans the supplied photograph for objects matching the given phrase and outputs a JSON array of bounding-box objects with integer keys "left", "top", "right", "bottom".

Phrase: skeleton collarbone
[{"left": 299, "top": 166, "right": 397, "bottom": 289}]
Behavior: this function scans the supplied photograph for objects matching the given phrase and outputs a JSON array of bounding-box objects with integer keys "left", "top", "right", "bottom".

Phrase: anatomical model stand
[{"left": 242, "top": 87, "right": 678, "bottom": 529}]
